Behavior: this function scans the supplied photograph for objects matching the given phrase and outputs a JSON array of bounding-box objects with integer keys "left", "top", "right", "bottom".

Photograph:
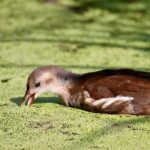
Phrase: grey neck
[{"left": 53, "top": 71, "right": 81, "bottom": 106}]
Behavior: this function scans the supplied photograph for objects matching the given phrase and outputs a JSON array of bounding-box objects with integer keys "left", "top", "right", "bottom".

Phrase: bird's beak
[{"left": 20, "top": 89, "right": 35, "bottom": 106}]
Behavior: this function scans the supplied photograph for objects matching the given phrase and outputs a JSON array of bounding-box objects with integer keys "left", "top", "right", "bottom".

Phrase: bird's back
[{"left": 79, "top": 69, "right": 150, "bottom": 115}]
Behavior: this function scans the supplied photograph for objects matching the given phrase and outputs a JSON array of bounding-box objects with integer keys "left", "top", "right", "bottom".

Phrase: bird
[{"left": 21, "top": 65, "right": 150, "bottom": 115}]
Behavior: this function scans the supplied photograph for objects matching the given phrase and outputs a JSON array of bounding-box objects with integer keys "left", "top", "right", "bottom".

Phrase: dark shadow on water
[
  {"left": 2, "top": 64, "right": 150, "bottom": 73},
  {"left": 67, "top": 0, "right": 150, "bottom": 14},
  {"left": 0, "top": 37, "right": 149, "bottom": 51},
  {"left": 10, "top": 96, "right": 61, "bottom": 106}
]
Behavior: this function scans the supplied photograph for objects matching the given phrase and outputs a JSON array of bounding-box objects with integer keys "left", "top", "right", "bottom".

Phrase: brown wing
[{"left": 84, "top": 75, "right": 150, "bottom": 105}]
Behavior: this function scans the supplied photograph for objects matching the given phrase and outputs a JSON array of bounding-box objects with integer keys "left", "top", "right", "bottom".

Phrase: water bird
[{"left": 21, "top": 65, "right": 150, "bottom": 115}]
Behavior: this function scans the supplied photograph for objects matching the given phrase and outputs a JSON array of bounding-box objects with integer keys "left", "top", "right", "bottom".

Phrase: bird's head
[{"left": 20, "top": 66, "right": 70, "bottom": 106}]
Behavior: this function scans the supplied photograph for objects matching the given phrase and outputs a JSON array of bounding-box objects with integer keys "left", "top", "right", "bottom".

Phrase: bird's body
[{"left": 21, "top": 66, "right": 150, "bottom": 115}]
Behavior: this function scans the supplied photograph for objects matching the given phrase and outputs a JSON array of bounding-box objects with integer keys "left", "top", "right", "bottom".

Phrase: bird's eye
[{"left": 35, "top": 82, "right": 40, "bottom": 87}]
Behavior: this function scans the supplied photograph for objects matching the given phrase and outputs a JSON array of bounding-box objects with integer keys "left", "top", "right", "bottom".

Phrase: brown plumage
[{"left": 21, "top": 65, "right": 150, "bottom": 115}]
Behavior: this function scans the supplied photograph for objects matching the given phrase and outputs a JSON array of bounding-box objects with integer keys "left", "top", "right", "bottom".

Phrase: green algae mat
[{"left": 0, "top": 0, "right": 150, "bottom": 149}]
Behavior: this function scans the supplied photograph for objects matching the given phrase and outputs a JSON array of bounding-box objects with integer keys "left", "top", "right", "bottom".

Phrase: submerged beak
[{"left": 20, "top": 90, "right": 35, "bottom": 106}]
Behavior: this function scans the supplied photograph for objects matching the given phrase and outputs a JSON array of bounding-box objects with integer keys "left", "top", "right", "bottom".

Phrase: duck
[{"left": 21, "top": 65, "right": 150, "bottom": 115}]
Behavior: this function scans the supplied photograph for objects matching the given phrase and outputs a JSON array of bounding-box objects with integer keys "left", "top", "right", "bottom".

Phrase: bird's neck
[{"left": 51, "top": 71, "right": 81, "bottom": 106}]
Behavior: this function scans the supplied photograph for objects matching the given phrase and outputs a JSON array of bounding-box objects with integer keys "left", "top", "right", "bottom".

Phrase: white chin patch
[{"left": 93, "top": 96, "right": 134, "bottom": 109}]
